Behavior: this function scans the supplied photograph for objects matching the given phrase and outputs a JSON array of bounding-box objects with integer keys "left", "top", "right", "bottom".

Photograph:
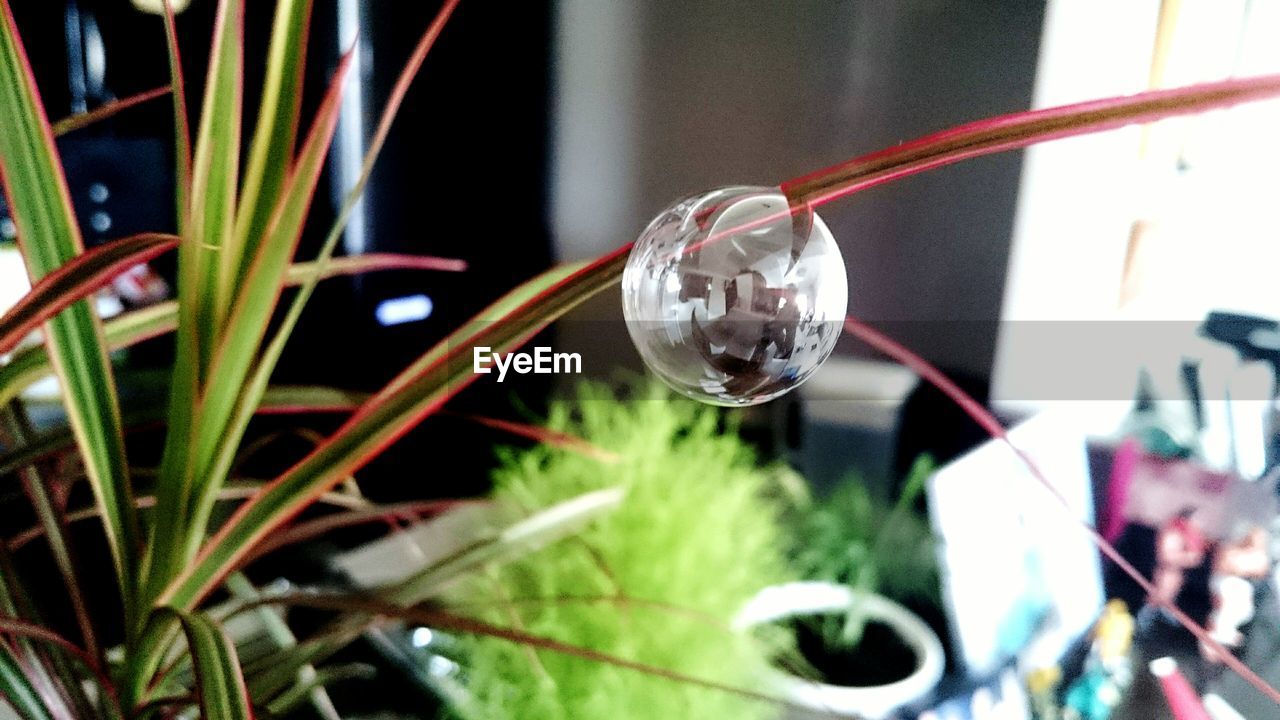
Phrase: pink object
[
  {"left": 1104, "top": 437, "right": 1139, "bottom": 542},
  {"left": 1150, "top": 657, "right": 1212, "bottom": 720}
]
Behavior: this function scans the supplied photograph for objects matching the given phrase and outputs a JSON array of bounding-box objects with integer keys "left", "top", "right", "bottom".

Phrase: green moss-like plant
[
  {"left": 790, "top": 456, "right": 940, "bottom": 648},
  {"left": 448, "top": 381, "right": 793, "bottom": 720}
]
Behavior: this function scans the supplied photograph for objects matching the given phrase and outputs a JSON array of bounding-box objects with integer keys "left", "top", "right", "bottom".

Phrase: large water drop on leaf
[{"left": 622, "top": 186, "right": 848, "bottom": 406}]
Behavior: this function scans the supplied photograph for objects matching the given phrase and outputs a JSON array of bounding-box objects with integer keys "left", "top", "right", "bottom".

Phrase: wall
[{"left": 552, "top": 0, "right": 1046, "bottom": 383}]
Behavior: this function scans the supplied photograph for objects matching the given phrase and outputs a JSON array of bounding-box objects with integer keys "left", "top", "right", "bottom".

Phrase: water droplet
[{"left": 622, "top": 186, "right": 847, "bottom": 406}]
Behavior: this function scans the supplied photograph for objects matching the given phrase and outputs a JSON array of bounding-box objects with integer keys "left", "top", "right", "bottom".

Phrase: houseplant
[
  {"left": 444, "top": 381, "right": 792, "bottom": 720},
  {"left": 737, "top": 458, "right": 945, "bottom": 718},
  {"left": 0, "top": 0, "right": 640, "bottom": 717},
  {"left": 1, "top": 0, "right": 1280, "bottom": 717}
]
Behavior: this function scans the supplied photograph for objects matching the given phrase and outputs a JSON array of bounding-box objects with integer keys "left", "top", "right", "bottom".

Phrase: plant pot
[{"left": 735, "top": 581, "right": 945, "bottom": 719}]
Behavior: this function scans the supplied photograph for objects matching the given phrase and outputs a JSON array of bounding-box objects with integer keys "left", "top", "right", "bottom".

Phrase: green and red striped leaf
[
  {"left": 248, "top": 593, "right": 796, "bottom": 713},
  {"left": 188, "top": 0, "right": 244, "bottom": 334},
  {"left": 784, "top": 74, "right": 1280, "bottom": 207},
  {"left": 160, "top": 3, "right": 191, "bottom": 227},
  {"left": 0, "top": 253, "right": 462, "bottom": 410},
  {"left": 0, "top": 644, "right": 55, "bottom": 720},
  {"left": 461, "top": 414, "right": 620, "bottom": 463},
  {"left": 0, "top": 616, "right": 123, "bottom": 720},
  {"left": 163, "top": 610, "right": 254, "bottom": 720},
  {"left": 0, "top": 0, "right": 140, "bottom": 613},
  {"left": 0, "top": 233, "right": 177, "bottom": 356},
  {"left": 230, "top": 0, "right": 315, "bottom": 288},
  {"left": 50, "top": 87, "right": 169, "bottom": 137},
  {"left": 146, "top": 49, "right": 355, "bottom": 600},
  {"left": 160, "top": 249, "right": 628, "bottom": 611}
]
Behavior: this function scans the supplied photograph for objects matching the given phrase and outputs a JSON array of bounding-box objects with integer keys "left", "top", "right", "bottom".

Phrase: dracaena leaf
[
  {"left": 263, "top": 663, "right": 371, "bottom": 717},
  {"left": 384, "top": 488, "right": 625, "bottom": 603},
  {"left": 0, "top": 253, "right": 462, "bottom": 410},
  {"left": 200, "top": 0, "right": 467, "bottom": 553},
  {"left": 0, "top": 560, "right": 77, "bottom": 720},
  {"left": 195, "top": 47, "right": 355, "bottom": 478},
  {"left": 0, "top": 0, "right": 140, "bottom": 615},
  {"left": 160, "top": 249, "right": 629, "bottom": 611},
  {"left": 247, "top": 593, "right": 794, "bottom": 712},
  {"left": 244, "top": 499, "right": 471, "bottom": 562},
  {"left": 162, "top": 611, "right": 254, "bottom": 720},
  {"left": 152, "top": 15, "right": 196, "bottom": 588},
  {"left": 7, "top": 485, "right": 373, "bottom": 554},
  {"left": 0, "top": 645, "right": 55, "bottom": 720},
  {"left": 145, "top": 50, "right": 354, "bottom": 601},
  {"left": 160, "top": 3, "right": 191, "bottom": 228},
  {"left": 233, "top": 489, "right": 620, "bottom": 700},
  {"left": 783, "top": 74, "right": 1280, "bottom": 206},
  {"left": 189, "top": 0, "right": 244, "bottom": 333},
  {"left": 231, "top": 0, "right": 314, "bottom": 286},
  {"left": 461, "top": 414, "right": 620, "bottom": 463},
  {"left": 0, "top": 616, "right": 123, "bottom": 720},
  {"left": 243, "top": 637, "right": 348, "bottom": 709},
  {"left": 0, "top": 233, "right": 177, "bottom": 356},
  {"left": 49, "top": 87, "right": 169, "bottom": 137},
  {"left": 145, "top": 5, "right": 241, "bottom": 600},
  {"left": 3, "top": 406, "right": 101, "bottom": 706},
  {"left": 224, "top": 573, "right": 343, "bottom": 720}
]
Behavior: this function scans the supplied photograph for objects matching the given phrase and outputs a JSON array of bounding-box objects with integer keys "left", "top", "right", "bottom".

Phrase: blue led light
[{"left": 376, "top": 294, "right": 433, "bottom": 326}]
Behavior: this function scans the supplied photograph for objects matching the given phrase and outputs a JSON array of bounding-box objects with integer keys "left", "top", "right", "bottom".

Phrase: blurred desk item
[{"left": 927, "top": 410, "right": 1104, "bottom": 677}]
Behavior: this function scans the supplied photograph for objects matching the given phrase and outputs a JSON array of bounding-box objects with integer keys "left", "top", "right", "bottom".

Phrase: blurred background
[{"left": 5, "top": 1, "right": 1280, "bottom": 718}]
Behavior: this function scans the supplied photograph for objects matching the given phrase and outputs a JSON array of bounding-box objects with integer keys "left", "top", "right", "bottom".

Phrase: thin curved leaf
[
  {"left": 169, "top": 76, "right": 1280, "bottom": 607},
  {"left": 0, "top": 233, "right": 177, "bottom": 356},
  {"left": 2, "top": 405, "right": 100, "bottom": 674},
  {"left": 242, "top": 635, "right": 355, "bottom": 708},
  {"left": 0, "top": 395, "right": 606, "bottom": 491},
  {"left": 0, "top": 645, "right": 54, "bottom": 720},
  {"left": 50, "top": 87, "right": 169, "bottom": 137},
  {"left": 784, "top": 74, "right": 1280, "bottom": 206},
  {"left": 160, "top": 3, "right": 191, "bottom": 226},
  {"left": 0, "top": 616, "right": 122, "bottom": 720},
  {"left": 386, "top": 488, "right": 624, "bottom": 603},
  {"left": 225, "top": 573, "right": 343, "bottom": 720},
  {"left": 0, "top": 553, "right": 78, "bottom": 720},
  {"left": 160, "top": 248, "right": 628, "bottom": 611},
  {"left": 0, "top": 253, "right": 462, "bottom": 409},
  {"left": 264, "top": 663, "right": 372, "bottom": 717},
  {"left": 461, "top": 414, "right": 620, "bottom": 463},
  {"left": 286, "top": 252, "right": 467, "bottom": 279},
  {"left": 9, "top": 486, "right": 370, "bottom": 553},
  {"left": 250, "top": 594, "right": 798, "bottom": 713},
  {"left": 245, "top": 499, "right": 472, "bottom": 562},
  {"left": 162, "top": 610, "right": 253, "bottom": 720}
]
